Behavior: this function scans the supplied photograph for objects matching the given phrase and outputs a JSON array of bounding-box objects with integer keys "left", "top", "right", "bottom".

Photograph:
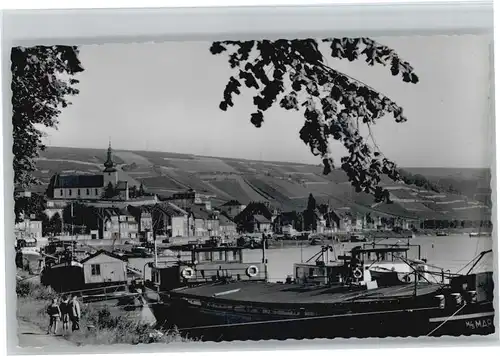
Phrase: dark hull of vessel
[{"left": 150, "top": 298, "right": 494, "bottom": 341}]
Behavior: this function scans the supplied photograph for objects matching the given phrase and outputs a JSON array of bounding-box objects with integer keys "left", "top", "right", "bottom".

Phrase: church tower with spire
[{"left": 103, "top": 140, "right": 118, "bottom": 187}]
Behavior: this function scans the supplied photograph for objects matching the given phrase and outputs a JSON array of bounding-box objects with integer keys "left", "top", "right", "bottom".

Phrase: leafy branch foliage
[
  {"left": 11, "top": 46, "right": 84, "bottom": 189},
  {"left": 14, "top": 193, "right": 47, "bottom": 223},
  {"left": 62, "top": 202, "right": 99, "bottom": 233},
  {"left": 210, "top": 38, "right": 419, "bottom": 202}
]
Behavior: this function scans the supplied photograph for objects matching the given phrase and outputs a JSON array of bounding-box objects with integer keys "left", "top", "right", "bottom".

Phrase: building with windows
[
  {"left": 51, "top": 175, "right": 105, "bottom": 200},
  {"left": 219, "top": 214, "right": 237, "bottom": 237},
  {"left": 188, "top": 204, "right": 220, "bottom": 237},
  {"left": 14, "top": 218, "right": 43, "bottom": 239},
  {"left": 94, "top": 207, "right": 139, "bottom": 240},
  {"left": 47, "top": 142, "right": 132, "bottom": 201},
  {"left": 80, "top": 250, "right": 128, "bottom": 287},
  {"left": 252, "top": 214, "right": 272, "bottom": 233}
]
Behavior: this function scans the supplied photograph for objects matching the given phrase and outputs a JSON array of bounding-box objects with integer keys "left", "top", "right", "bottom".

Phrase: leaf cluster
[
  {"left": 210, "top": 38, "right": 419, "bottom": 202},
  {"left": 11, "top": 46, "right": 84, "bottom": 189}
]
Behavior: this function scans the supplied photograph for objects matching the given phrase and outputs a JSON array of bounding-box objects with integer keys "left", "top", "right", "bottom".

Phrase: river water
[{"left": 128, "top": 235, "right": 494, "bottom": 282}]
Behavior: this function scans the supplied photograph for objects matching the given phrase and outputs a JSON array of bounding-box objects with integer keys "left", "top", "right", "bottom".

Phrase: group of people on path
[{"left": 46, "top": 294, "right": 81, "bottom": 335}]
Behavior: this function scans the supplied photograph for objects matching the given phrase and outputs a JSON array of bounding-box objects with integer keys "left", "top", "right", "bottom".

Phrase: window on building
[
  {"left": 226, "top": 250, "right": 235, "bottom": 262},
  {"left": 204, "top": 251, "right": 211, "bottom": 261},
  {"left": 77, "top": 189, "right": 81, "bottom": 195},
  {"left": 60, "top": 189, "right": 63, "bottom": 196},
  {"left": 213, "top": 250, "right": 224, "bottom": 261},
  {"left": 69, "top": 189, "right": 72, "bottom": 196},
  {"left": 86, "top": 189, "right": 90, "bottom": 195},
  {"left": 152, "top": 271, "right": 160, "bottom": 284},
  {"left": 233, "top": 250, "right": 241, "bottom": 263},
  {"left": 95, "top": 188, "right": 98, "bottom": 195},
  {"left": 91, "top": 264, "right": 101, "bottom": 276}
]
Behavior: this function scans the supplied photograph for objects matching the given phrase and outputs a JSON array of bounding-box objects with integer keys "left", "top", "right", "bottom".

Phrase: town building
[
  {"left": 219, "top": 200, "right": 247, "bottom": 219},
  {"left": 45, "top": 200, "right": 67, "bottom": 220},
  {"left": 252, "top": 214, "right": 272, "bottom": 233},
  {"left": 127, "top": 205, "right": 154, "bottom": 241},
  {"left": 143, "top": 203, "right": 190, "bottom": 238},
  {"left": 47, "top": 142, "right": 133, "bottom": 201},
  {"left": 159, "top": 203, "right": 190, "bottom": 237},
  {"left": 94, "top": 207, "right": 139, "bottom": 240},
  {"left": 14, "top": 218, "right": 43, "bottom": 240},
  {"left": 188, "top": 204, "right": 220, "bottom": 237},
  {"left": 282, "top": 223, "right": 297, "bottom": 237},
  {"left": 218, "top": 214, "right": 238, "bottom": 237},
  {"left": 164, "top": 189, "right": 215, "bottom": 210}
]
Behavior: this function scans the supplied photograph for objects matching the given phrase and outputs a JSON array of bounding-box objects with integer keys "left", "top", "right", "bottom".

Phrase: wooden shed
[{"left": 80, "top": 250, "right": 128, "bottom": 287}]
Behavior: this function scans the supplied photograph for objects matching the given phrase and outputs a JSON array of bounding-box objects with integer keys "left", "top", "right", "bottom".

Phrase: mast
[
  {"left": 261, "top": 234, "right": 267, "bottom": 263},
  {"left": 154, "top": 238, "right": 158, "bottom": 267},
  {"left": 71, "top": 202, "right": 74, "bottom": 237},
  {"left": 466, "top": 249, "right": 493, "bottom": 275},
  {"left": 414, "top": 269, "right": 418, "bottom": 297}
]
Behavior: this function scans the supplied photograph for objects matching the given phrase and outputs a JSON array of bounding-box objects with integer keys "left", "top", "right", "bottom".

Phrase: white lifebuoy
[
  {"left": 353, "top": 268, "right": 363, "bottom": 279},
  {"left": 246, "top": 265, "right": 259, "bottom": 277},
  {"left": 181, "top": 267, "right": 195, "bottom": 279}
]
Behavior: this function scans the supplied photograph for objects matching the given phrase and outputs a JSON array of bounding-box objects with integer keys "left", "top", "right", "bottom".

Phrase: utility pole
[{"left": 26, "top": 215, "right": 31, "bottom": 241}]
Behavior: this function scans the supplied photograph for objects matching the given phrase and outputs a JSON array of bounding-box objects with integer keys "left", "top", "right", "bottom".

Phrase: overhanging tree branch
[
  {"left": 11, "top": 45, "right": 84, "bottom": 189},
  {"left": 210, "top": 37, "right": 418, "bottom": 203}
]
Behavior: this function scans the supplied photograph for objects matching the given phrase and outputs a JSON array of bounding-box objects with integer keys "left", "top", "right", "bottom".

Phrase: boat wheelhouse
[
  {"left": 293, "top": 243, "right": 433, "bottom": 288},
  {"left": 145, "top": 244, "right": 268, "bottom": 296}
]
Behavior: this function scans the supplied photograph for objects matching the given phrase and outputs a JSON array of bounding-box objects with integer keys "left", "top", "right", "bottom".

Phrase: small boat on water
[
  {"left": 125, "top": 246, "right": 154, "bottom": 258},
  {"left": 144, "top": 240, "right": 494, "bottom": 341},
  {"left": 469, "top": 232, "right": 492, "bottom": 238},
  {"left": 349, "top": 234, "right": 367, "bottom": 242},
  {"left": 236, "top": 236, "right": 267, "bottom": 249}
]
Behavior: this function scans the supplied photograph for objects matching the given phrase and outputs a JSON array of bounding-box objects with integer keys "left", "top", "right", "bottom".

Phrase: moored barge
[{"left": 144, "top": 242, "right": 494, "bottom": 341}]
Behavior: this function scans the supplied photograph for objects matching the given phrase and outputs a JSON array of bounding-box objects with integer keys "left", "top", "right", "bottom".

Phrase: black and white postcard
[{"left": 11, "top": 32, "right": 495, "bottom": 348}]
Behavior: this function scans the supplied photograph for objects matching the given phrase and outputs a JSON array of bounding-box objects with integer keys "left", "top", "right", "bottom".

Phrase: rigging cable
[{"left": 426, "top": 303, "right": 467, "bottom": 337}]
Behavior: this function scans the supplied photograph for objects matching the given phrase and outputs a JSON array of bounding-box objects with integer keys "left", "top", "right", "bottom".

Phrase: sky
[{"left": 42, "top": 34, "right": 493, "bottom": 168}]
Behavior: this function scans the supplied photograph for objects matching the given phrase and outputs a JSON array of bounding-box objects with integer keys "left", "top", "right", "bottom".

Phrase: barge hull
[{"left": 152, "top": 301, "right": 494, "bottom": 341}]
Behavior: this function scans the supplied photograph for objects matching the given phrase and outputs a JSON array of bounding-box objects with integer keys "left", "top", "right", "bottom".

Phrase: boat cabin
[
  {"left": 128, "top": 246, "right": 153, "bottom": 258},
  {"left": 293, "top": 244, "right": 430, "bottom": 288},
  {"left": 148, "top": 245, "right": 268, "bottom": 292},
  {"left": 43, "top": 240, "right": 77, "bottom": 255}
]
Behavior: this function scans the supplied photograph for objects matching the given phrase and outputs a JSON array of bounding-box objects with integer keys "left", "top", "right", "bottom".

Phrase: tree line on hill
[{"left": 398, "top": 169, "right": 464, "bottom": 195}]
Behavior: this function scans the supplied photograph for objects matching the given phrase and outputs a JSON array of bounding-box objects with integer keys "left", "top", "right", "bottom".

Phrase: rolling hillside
[{"left": 33, "top": 146, "right": 492, "bottom": 222}]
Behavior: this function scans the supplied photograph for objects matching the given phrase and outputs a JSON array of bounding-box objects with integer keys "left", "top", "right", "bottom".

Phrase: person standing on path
[
  {"left": 69, "top": 295, "right": 81, "bottom": 332},
  {"left": 59, "top": 295, "right": 71, "bottom": 334},
  {"left": 46, "top": 298, "right": 62, "bottom": 335}
]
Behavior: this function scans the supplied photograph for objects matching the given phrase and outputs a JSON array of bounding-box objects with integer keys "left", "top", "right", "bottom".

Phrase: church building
[{"left": 48, "top": 142, "right": 130, "bottom": 201}]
